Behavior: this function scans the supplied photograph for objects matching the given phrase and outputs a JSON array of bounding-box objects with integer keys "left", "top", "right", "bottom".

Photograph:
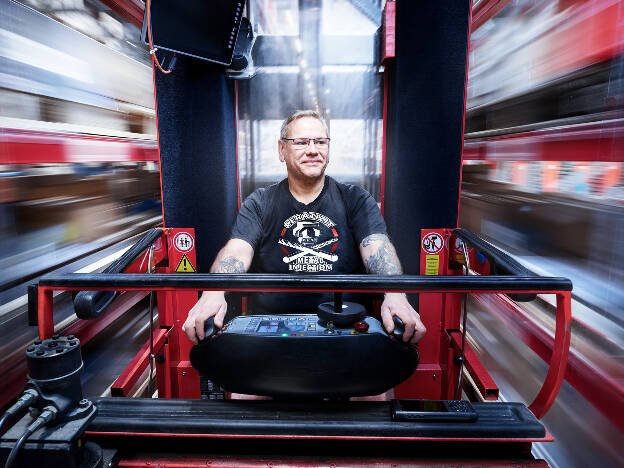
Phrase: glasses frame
[{"left": 281, "top": 137, "right": 331, "bottom": 148}]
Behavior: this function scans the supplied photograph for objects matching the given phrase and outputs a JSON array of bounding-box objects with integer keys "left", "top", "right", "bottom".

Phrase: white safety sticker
[
  {"left": 173, "top": 232, "right": 194, "bottom": 253},
  {"left": 421, "top": 232, "right": 444, "bottom": 255}
]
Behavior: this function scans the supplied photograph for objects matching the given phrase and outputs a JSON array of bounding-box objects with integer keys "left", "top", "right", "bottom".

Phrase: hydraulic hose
[
  {"left": 4, "top": 406, "right": 57, "bottom": 468},
  {"left": 0, "top": 389, "right": 39, "bottom": 434}
]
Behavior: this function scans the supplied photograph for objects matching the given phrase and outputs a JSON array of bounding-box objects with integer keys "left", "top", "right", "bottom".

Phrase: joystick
[
  {"left": 200, "top": 317, "right": 217, "bottom": 343},
  {"left": 317, "top": 301, "right": 366, "bottom": 326},
  {"left": 392, "top": 316, "right": 405, "bottom": 342}
]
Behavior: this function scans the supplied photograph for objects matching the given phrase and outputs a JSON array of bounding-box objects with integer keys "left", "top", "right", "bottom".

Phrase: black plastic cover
[
  {"left": 190, "top": 317, "right": 419, "bottom": 398},
  {"left": 73, "top": 229, "right": 162, "bottom": 319}
]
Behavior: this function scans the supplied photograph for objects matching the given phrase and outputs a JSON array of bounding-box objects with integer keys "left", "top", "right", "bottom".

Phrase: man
[{"left": 183, "top": 110, "right": 426, "bottom": 346}]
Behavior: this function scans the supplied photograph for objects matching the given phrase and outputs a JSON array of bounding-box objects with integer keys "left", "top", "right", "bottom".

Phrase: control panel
[
  {"left": 190, "top": 310, "right": 419, "bottom": 399},
  {"left": 220, "top": 314, "right": 386, "bottom": 338}
]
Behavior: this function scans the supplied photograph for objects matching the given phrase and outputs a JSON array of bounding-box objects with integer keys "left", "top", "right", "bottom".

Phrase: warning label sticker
[
  {"left": 173, "top": 232, "right": 194, "bottom": 253},
  {"left": 175, "top": 254, "right": 196, "bottom": 273},
  {"left": 422, "top": 232, "right": 444, "bottom": 255},
  {"left": 425, "top": 255, "right": 440, "bottom": 275}
]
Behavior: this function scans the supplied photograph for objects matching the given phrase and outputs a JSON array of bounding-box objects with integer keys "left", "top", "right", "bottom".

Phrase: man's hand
[
  {"left": 182, "top": 239, "right": 254, "bottom": 345},
  {"left": 380, "top": 293, "right": 426, "bottom": 345},
  {"left": 182, "top": 291, "right": 227, "bottom": 345},
  {"left": 359, "top": 234, "right": 427, "bottom": 344}
]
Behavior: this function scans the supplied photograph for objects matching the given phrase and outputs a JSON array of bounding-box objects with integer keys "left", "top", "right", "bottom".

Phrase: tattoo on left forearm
[{"left": 361, "top": 234, "right": 403, "bottom": 275}]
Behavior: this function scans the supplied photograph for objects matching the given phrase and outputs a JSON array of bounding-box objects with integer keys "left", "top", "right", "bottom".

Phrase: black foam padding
[
  {"left": 384, "top": 2, "right": 471, "bottom": 273},
  {"left": 154, "top": 56, "right": 239, "bottom": 272},
  {"left": 190, "top": 328, "right": 419, "bottom": 398},
  {"left": 73, "top": 229, "right": 163, "bottom": 319},
  {"left": 89, "top": 398, "right": 545, "bottom": 439}
]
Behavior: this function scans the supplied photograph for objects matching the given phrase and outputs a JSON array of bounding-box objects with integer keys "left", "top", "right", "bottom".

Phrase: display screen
[
  {"left": 396, "top": 400, "right": 448, "bottom": 412},
  {"left": 143, "top": 0, "right": 243, "bottom": 66},
  {"left": 256, "top": 320, "right": 306, "bottom": 334}
]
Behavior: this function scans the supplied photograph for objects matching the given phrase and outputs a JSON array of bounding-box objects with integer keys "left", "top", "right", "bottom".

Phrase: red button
[{"left": 354, "top": 321, "right": 369, "bottom": 333}]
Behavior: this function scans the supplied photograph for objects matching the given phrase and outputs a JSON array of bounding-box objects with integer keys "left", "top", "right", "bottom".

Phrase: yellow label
[
  {"left": 455, "top": 253, "right": 466, "bottom": 265},
  {"left": 425, "top": 255, "right": 440, "bottom": 275},
  {"left": 175, "top": 254, "right": 196, "bottom": 273}
]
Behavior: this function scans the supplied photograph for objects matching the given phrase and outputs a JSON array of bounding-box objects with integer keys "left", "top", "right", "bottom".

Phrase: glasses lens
[{"left": 289, "top": 138, "right": 329, "bottom": 148}]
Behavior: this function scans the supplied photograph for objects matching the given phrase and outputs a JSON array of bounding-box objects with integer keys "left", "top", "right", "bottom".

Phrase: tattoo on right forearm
[
  {"left": 214, "top": 256, "right": 245, "bottom": 273},
  {"left": 361, "top": 234, "right": 403, "bottom": 276}
]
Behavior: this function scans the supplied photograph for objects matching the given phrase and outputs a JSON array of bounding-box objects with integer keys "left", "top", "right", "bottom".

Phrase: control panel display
[
  {"left": 220, "top": 314, "right": 384, "bottom": 337},
  {"left": 253, "top": 317, "right": 316, "bottom": 335}
]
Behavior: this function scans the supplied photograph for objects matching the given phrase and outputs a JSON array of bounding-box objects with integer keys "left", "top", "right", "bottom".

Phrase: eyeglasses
[{"left": 282, "top": 137, "right": 330, "bottom": 148}]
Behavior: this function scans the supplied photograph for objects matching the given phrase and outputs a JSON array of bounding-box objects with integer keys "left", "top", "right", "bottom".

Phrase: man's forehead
[{"left": 287, "top": 117, "right": 327, "bottom": 137}]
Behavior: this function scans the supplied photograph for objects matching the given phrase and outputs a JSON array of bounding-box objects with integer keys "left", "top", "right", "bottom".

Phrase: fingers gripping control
[
  {"left": 392, "top": 316, "right": 405, "bottom": 342},
  {"left": 201, "top": 317, "right": 217, "bottom": 344}
]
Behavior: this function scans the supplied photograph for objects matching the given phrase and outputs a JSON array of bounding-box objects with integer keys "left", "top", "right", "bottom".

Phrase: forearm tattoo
[
  {"left": 361, "top": 234, "right": 403, "bottom": 275},
  {"left": 213, "top": 256, "right": 245, "bottom": 273}
]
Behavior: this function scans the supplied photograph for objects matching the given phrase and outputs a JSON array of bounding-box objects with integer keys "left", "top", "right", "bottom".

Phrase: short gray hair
[{"left": 279, "top": 110, "right": 329, "bottom": 139}]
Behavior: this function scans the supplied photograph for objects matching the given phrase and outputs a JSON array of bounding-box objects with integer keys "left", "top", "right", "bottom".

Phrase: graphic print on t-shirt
[{"left": 279, "top": 211, "right": 339, "bottom": 272}]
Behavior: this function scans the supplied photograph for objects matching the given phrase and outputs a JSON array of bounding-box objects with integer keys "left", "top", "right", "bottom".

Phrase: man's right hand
[{"left": 182, "top": 291, "right": 227, "bottom": 345}]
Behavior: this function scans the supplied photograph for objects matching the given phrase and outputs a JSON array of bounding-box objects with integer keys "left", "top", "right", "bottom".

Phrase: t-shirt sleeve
[
  {"left": 348, "top": 187, "right": 387, "bottom": 245},
  {"left": 230, "top": 190, "right": 264, "bottom": 248}
]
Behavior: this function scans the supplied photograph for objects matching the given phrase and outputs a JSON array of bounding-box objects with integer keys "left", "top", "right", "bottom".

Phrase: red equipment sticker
[
  {"left": 173, "top": 232, "right": 194, "bottom": 253},
  {"left": 421, "top": 232, "right": 444, "bottom": 255}
]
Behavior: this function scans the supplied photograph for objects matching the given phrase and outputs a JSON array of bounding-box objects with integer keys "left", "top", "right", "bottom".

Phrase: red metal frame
[
  {"left": 474, "top": 293, "right": 623, "bottom": 431},
  {"left": 449, "top": 331, "right": 499, "bottom": 400},
  {"left": 0, "top": 127, "right": 158, "bottom": 164},
  {"left": 116, "top": 459, "right": 549, "bottom": 468},
  {"left": 471, "top": 0, "right": 512, "bottom": 31},
  {"left": 111, "top": 328, "right": 169, "bottom": 396},
  {"left": 381, "top": 1, "right": 395, "bottom": 61},
  {"left": 36, "top": 279, "right": 572, "bottom": 422},
  {"left": 463, "top": 119, "right": 624, "bottom": 162},
  {"left": 99, "top": 0, "right": 144, "bottom": 29}
]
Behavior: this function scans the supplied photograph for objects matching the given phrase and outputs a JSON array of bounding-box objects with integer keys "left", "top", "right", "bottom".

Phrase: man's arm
[
  {"left": 359, "top": 233, "right": 426, "bottom": 344},
  {"left": 182, "top": 238, "right": 254, "bottom": 344}
]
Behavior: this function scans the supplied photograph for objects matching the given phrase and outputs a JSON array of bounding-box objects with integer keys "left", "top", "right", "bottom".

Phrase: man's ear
[{"left": 278, "top": 139, "right": 286, "bottom": 163}]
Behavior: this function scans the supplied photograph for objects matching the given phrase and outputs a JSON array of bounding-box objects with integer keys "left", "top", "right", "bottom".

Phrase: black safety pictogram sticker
[{"left": 175, "top": 254, "right": 196, "bottom": 273}]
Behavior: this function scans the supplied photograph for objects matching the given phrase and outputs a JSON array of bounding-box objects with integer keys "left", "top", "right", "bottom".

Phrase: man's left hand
[{"left": 381, "top": 292, "right": 426, "bottom": 344}]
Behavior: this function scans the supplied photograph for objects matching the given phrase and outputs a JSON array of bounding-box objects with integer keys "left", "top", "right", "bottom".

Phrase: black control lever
[
  {"left": 392, "top": 316, "right": 406, "bottom": 342},
  {"left": 200, "top": 317, "right": 218, "bottom": 343}
]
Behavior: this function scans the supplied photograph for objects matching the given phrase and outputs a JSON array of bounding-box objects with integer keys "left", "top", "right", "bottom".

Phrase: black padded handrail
[
  {"left": 73, "top": 229, "right": 163, "bottom": 319},
  {"left": 43, "top": 272, "right": 572, "bottom": 293},
  {"left": 453, "top": 228, "right": 539, "bottom": 301}
]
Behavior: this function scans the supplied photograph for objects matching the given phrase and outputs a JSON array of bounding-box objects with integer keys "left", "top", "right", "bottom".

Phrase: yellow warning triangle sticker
[{"left": 175, "top": 254, "right": 196, "bottom": 273}]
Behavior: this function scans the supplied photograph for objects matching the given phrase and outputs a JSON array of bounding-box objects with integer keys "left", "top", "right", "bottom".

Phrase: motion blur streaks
[
  {"left": 0, "top": 0, "right": 161, "bottom": 292},
  {"left": 462, "top": 1, "right": 623, "bottom": 467},
  {"left": 0, "top": 0, "right": 622, "bottom": 467}
]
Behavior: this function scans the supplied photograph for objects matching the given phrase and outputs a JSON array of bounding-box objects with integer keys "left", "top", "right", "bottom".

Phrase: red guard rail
[{"left": 36, "top": 273, "right": 572, "bottom": 419}]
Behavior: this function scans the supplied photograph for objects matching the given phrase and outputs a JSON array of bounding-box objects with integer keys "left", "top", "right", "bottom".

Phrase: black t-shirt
[{"left": 230, "top": 176, "right": 387, "bottom": 313}]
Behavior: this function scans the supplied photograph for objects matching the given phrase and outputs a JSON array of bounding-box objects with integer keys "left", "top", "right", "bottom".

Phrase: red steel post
[{"left": 528, "top": 291, "right": 572, "bottom": 418}]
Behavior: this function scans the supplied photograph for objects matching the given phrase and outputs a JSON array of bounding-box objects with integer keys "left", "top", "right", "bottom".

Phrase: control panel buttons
[{"left": 354, "top": 321, "right": 369, "bottom": 333}]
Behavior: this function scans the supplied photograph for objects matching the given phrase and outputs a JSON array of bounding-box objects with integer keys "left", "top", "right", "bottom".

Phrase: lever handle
[
  {"left": 392, "top": 316, "right": 405, "bottom": 342},
  {"left": 200, "top": 317, "right": 217, "bottom": 343}
]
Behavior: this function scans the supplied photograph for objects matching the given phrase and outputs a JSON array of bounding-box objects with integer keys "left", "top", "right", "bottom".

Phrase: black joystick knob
[
  {"left": 392, "top": 316, "right": 405, "bottom": 342},
  {"left": 200, "top": 317, "right": 217, "bottom": 343}
]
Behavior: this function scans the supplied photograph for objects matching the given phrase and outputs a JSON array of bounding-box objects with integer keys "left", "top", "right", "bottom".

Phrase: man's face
[{"left": 278, "top": 117, "right": 329, "bottom": 182}]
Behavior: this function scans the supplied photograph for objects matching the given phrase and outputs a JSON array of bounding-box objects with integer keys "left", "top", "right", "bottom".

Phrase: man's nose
[{"left": 304, "top": 142, "right": 320, "bottom": 154}]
